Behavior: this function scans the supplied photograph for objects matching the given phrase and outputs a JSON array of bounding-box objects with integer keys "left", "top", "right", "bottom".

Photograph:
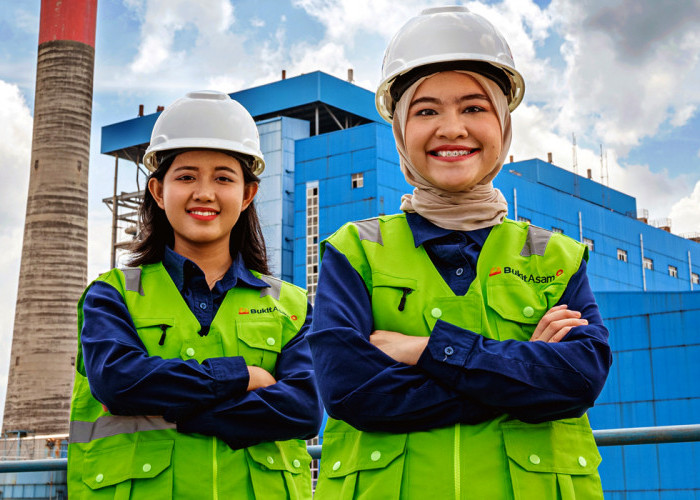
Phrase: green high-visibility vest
[
  {"left": 314, "top": 214, "right": 604, "bottom": 500},
  {"left": 68, "top": 263, "right": 312, "bottom": 500}
]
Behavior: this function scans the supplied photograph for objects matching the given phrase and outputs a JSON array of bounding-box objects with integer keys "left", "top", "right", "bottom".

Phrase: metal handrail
[{"left": 1, "top": 424, "right": 699, "bottom": 474}]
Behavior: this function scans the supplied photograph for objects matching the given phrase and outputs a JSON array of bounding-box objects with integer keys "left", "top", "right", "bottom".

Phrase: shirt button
[
  {"left": 444, "top": 346, "right": 455, "bottom": 356},
  {"left": 370, "top": 450, "right": 381, "bottom": 462},
  {"left": 186, "top": 348, "right": 195, "bottom": 357},
  {"left": 431, "top": 308, "right": 442, "bottom": 319},
  {"left": 293, "top": 459, "right": 301, "bottom": 468},
  {"left": 95, "top": 473, "right": 104, "bottom": 483},
  {"left": 142, "top": 463, "right": 151, "bottom": 473},
  {"left": 267, "top": 456, "right": 274, "bottom": 465},
  {"left": 199, "top": 302, "right": 207, "bottom": 310},
  {"left": 266, "top": 337, "right": 276, "bottom": 346},
  {"left": 456, "top": 268, "right": 464, "bottom": 276},
  {"left": 332, "top": 461, "right": 341, "bottom": 471},
  {"left": 522, "top": 306, "right": 534, "bottom": 318},
  {"left": 529, "top": 454, "right": 541, "bottom": 465},
  {"left": 578, "top": 456, "right": 587, "bottom": 467}
]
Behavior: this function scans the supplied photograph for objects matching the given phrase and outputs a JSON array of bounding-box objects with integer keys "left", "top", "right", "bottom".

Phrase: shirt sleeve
[
  {"left": 176, "top": 303, "right": 324, "bottom": 449},
  {"left": 417, "top": 259, "right": 612, "bottom": 422},
  {"left": 306, "top": 244, "right": 501, "bottom": 433},
  {"left": 81, "top": 281, "right": 250, "bottom": 421}
]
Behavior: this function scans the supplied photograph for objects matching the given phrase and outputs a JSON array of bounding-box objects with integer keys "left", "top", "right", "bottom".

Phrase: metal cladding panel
[
  {"left": 596, "top": 446, "right": 625, "bottom": 492},
  {"left": 101, "top": 114, "right": 158, "bottom": 154},
  {"left": 652, "top": 346, "right": 700, "bottom": 400},
  {"left": 230, "top": 71, "right": 383, "bottom": 124},
  {"left": 623, "top": 443, "right": 661, "bottom": 491}
]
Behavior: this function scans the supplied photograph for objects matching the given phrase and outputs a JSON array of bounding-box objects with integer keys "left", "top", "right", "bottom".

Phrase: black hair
[
  {"left": 390, "top": 60, "right": 511, "bottom": 111},
  {"left": 127, "top": 149, "right": 269, "bottom": 275}
]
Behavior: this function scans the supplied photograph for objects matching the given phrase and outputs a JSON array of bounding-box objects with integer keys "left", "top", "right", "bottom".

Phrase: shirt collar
[
  {"left": 405, "top": 211, "right": 493, "bottom": 248},
  {"left": 162, "top": 246, "right": 269, "bottom": 293}
]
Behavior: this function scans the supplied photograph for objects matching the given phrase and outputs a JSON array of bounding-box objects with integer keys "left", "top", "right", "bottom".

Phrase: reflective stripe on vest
[
  {"left": 70, "top": 415, "right": 176, "bottom": 443},
  {"left": 520, "top": 225, "right": 552, "bottom": 257},
  {"left": 258, "top": 274, "right": 282, "bottom": 300},
  {"left": 120, "top": 267, "right": 144, "bottom": 295},
  {"left": 354, "top": 218, "right": 383, "bottom": 245}
]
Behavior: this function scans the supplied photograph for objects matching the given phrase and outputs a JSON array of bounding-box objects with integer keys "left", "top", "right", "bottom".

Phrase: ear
[
  {"left": 241, "top": 182, "right": 258, "bottom": 212},
  {"left": 148, "top": 177, "right": 165, "bottom": 210}
]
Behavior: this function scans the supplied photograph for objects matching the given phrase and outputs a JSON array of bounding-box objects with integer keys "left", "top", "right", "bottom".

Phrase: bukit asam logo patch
[
  {"left": 490, "top": 266, "right": 565, "bottom": 284},
  {"left": 238, "top": 305, "right": 293, "bottom": 318}
]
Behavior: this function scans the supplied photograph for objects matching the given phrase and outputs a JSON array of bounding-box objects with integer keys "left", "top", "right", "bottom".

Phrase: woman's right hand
[
  {"left": 529, "top": 304, "right": 588, "bottom": 343},
  {"left": 247, "top": 366, "right": 277, "bottom": 391}
]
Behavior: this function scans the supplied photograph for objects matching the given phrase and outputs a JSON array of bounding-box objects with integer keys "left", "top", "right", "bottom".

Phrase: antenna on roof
[
  {"left": 572, "top": 133, "right": 579, "bottom": 197},
  {"left": 600, "top": 144, "right": 609, "bottom": 187}
]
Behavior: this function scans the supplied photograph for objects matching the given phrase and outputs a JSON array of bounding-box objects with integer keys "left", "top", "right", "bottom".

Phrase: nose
[
  {"left": 192, "top": 179, "right": 215, "bottom": 202},
  {"left": 436, "top": 111, "right": 468, "bottom": 140}
]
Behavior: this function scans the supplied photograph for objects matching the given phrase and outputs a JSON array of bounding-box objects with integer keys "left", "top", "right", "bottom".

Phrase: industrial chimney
[{"left": 3, "top": 0, "right": 97, "bottom": 435}]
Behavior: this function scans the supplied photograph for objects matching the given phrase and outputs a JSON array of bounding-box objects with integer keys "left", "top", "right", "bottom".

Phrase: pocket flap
[
  {"left": 486, "top": 279, "right": 549, "bottom": 325},
  {"left": 237, "top": 319, "right": 283, "bottom": 353},
  {"left": 321, "top": 431, "right": 407, "bottom": 478},
  {"left": 82, "top": 439, "right": 174, "bottom": 489},
  {"left": 246, "top": 440, "right": 311, "bottom": 474},
  {"left": 502, "top": 420, "right": 601, "bottom": 475}
]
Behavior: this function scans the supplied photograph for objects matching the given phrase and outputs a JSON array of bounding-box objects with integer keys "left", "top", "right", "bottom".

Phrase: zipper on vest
[
  {"left": 454, "top": 423, "right": 461, "bottom": 499},
  {"left": 212, "top": 437, "right": 219, "bottom": 500},
  {"left": 398, "top": 288, "right": 413, "bottom": 311},
  {"left": 158, "top": 324, "right": 169, "bottom": 346}
]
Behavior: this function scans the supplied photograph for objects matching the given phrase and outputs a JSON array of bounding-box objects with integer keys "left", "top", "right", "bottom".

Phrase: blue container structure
[{"left": 88, "top": 70, "right": 700, "bottom": 498}]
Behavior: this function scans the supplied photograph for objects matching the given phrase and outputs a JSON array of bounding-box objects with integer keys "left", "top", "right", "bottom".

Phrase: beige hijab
[{"left": 393, "top": 71, "right": 511, "bottom": 231}]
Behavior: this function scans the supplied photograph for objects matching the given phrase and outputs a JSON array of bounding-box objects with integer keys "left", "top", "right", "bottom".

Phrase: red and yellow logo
[
  {"left": 238, "top": 308, "right": 249, "bottom": 315},
  {"left": 556, "top": 269, "right": 564, "bottom": 277},
  {"left": 489, "top": 267, "right": 502, "bottom": 276},
  {"left": 290, "top": 315, "right": 298, "bottom": 321}
]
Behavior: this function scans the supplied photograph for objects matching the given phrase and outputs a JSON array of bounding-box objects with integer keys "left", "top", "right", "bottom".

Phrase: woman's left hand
[{"left": 370, "top": 330, "right": 429, "bottom": 366}]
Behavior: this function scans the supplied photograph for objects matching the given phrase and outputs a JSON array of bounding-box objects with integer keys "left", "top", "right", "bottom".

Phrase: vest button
[
  {"left": 142, "top": 463, "right": 151, "bottom": 472},
  {"left": 293, "top": 459, "right": 301, "bottom": 468},
  {"left": 266, "top": 337, "right": 276, "bottom": 346},
  {"left": 456, "top": 267, "right": 464, "bottom": 276},
  {"left": 186, "top": 348, "right": 195, "bottom": 357},
  {"left": 431, "top": 308, "right": 442, "bottom": 319},
  {"left": 522, "top": 306, "right": 534, "bottom": 318},
  {"left": 199, "top": 302, "right": 207, "bottom": 310},
  {"left": 578, "top": 456, "right": 587, "bottom": 467},
  {"left": 267, "top": 456, "right": 274, "bottom": 465},
  {"left": 370, "top": 450, "right": 381, "bottom": 462},
  {"left": 529, "top": 454, "right": 541, "bottom": 465},
  {"left": 332, "top": 461, "right": 341, "bottom": 471},
  {"left": 444, "top": 346, "right": 454, "bottom": 356},
  {"left": 95, "top": 473, "right": 104, "bottom": 483}
]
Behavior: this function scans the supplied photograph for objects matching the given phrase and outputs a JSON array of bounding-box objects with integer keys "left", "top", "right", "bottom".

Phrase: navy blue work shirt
[
  {"left": 80, "top": 247, "right": 322, "bottom": 449},
  {"left": 308, "top": 213, "right": 612, "bottom": 433}
]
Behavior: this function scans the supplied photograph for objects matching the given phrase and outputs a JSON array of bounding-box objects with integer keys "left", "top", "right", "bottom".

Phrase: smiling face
[
  {"left": 148, "top": 150, "right": 258, "bottom": 257},
  {"left": 404, "top": 71, "right": 502, "bottom": 192}
]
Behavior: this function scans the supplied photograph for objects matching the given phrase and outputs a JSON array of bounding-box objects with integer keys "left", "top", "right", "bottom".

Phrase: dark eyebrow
[
  {"left": 171, "top": 165, "right": 239, "bottom": 175},
  {"left": 409, "top": 94, "right": 490, "bottom": 109}
]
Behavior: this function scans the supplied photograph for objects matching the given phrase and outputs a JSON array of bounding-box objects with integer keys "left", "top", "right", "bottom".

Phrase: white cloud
[
  {"left": 0, "top": 80, "right": 32, "bottom": 427},
  {"left": 669, "top": 181, "right": 700, "bottom": 235}
]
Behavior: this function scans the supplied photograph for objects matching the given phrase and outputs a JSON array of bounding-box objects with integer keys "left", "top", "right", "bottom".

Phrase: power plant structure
[{"left": 2, "top": 0, "right": 98, "bottom": 436}]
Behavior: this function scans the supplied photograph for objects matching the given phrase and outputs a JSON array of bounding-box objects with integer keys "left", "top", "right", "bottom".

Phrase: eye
[
  {"left": 175, "top": 174, "right": 195, "bottom": 181},
  {"left": 216, "top": 175, "right": 235, "bottom": 183},
  {"left": 415, "top": 108, "right": 437, "bottom": 117},
  {"left": 463, "top": 105, "right": 486, "bottom": 113}
]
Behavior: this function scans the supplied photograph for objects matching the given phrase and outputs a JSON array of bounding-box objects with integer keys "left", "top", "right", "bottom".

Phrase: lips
[
  {"left": 187, "top": 208, "right": 219, "bottom": 221},
  {"left": 429, "top": 146, "right": 480, "bottom": 160}
]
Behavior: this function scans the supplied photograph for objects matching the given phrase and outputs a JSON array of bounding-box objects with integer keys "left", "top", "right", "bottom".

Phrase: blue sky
[{"left": 0, "top": 0, "right": 699, "bottom": 426}]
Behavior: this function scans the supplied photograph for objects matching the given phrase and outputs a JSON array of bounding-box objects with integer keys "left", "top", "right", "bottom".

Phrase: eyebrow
[
  {"left": 409, "top": 94, "right": 490, "bottom": 109},
  {"left": 171, "top": 165, "right": 240, "bottom": 175}
]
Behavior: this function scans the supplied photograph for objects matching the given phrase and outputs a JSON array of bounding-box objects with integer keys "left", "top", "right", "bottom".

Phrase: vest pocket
[
  {"left": 81, "top": 439, "right": 174, "bottom": 499},
  {"left": 371, "top": 273, "right": 421, "bottom": 332},
  {"left": 236, "top": 319, "right": 283, "bottom": 374},
  {"left": 131, "top": 317, "right": 174, "bottom": 352},
  {"left": 485, "top": 279, "right": 549, "bottom": 340},
  {"left": 502, "top": 419, "right": 603, "bottom": 500},
  {"left": 246, "top": 440, "right": 312, "bottom": 500},
  {"left": 315, "top": 431, "right": 407, "bottom": 500}
]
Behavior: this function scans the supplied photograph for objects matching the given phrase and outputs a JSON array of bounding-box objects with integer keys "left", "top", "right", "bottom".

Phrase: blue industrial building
[{"left": 95, "top": 70, "right": 700, "bottom": 498}]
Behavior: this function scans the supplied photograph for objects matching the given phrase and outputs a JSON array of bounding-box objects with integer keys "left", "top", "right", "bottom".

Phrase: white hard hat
[
  {"left": 143, "top": 90, "right": 265, "bottom": 175},
  {"left": 376, "top": 6, "right": 525, "bottom": 121}
]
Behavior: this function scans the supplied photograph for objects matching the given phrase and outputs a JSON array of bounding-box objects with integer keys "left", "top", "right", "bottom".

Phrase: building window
[
  {"left": 693, "top": 273, "right": 699, "bottom": 285},
  {"left": 518, "top": 216, "right": 530, "bottom": 224},
  {"left": 552, "top": 227, "right": 563, "bottom": 234},
  {"left": 643, "top": 257, "right": 653, "bottom": 270},
  {"left": 617, "top": 249, "right": 628, "bottom": 262},
  {"left": 668, "top": 265, "right": 678, "bottom": 278},
  {"left": 306, "top": 183, "right": 319, "bottom": 302},
  {"left": 583, "top": 237, "right": 594, "bottom": 252},
  {"left": 351, "top": 172, "right": 364, "bottom": 189}
]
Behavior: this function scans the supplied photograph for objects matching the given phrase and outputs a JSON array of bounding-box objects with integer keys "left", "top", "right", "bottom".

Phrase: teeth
[
  {"left": 190, "top": 210, "right": 217, "bottom": 216},
  {"left": 434, "top": 150, "right": 472, "bottom": 157}
]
